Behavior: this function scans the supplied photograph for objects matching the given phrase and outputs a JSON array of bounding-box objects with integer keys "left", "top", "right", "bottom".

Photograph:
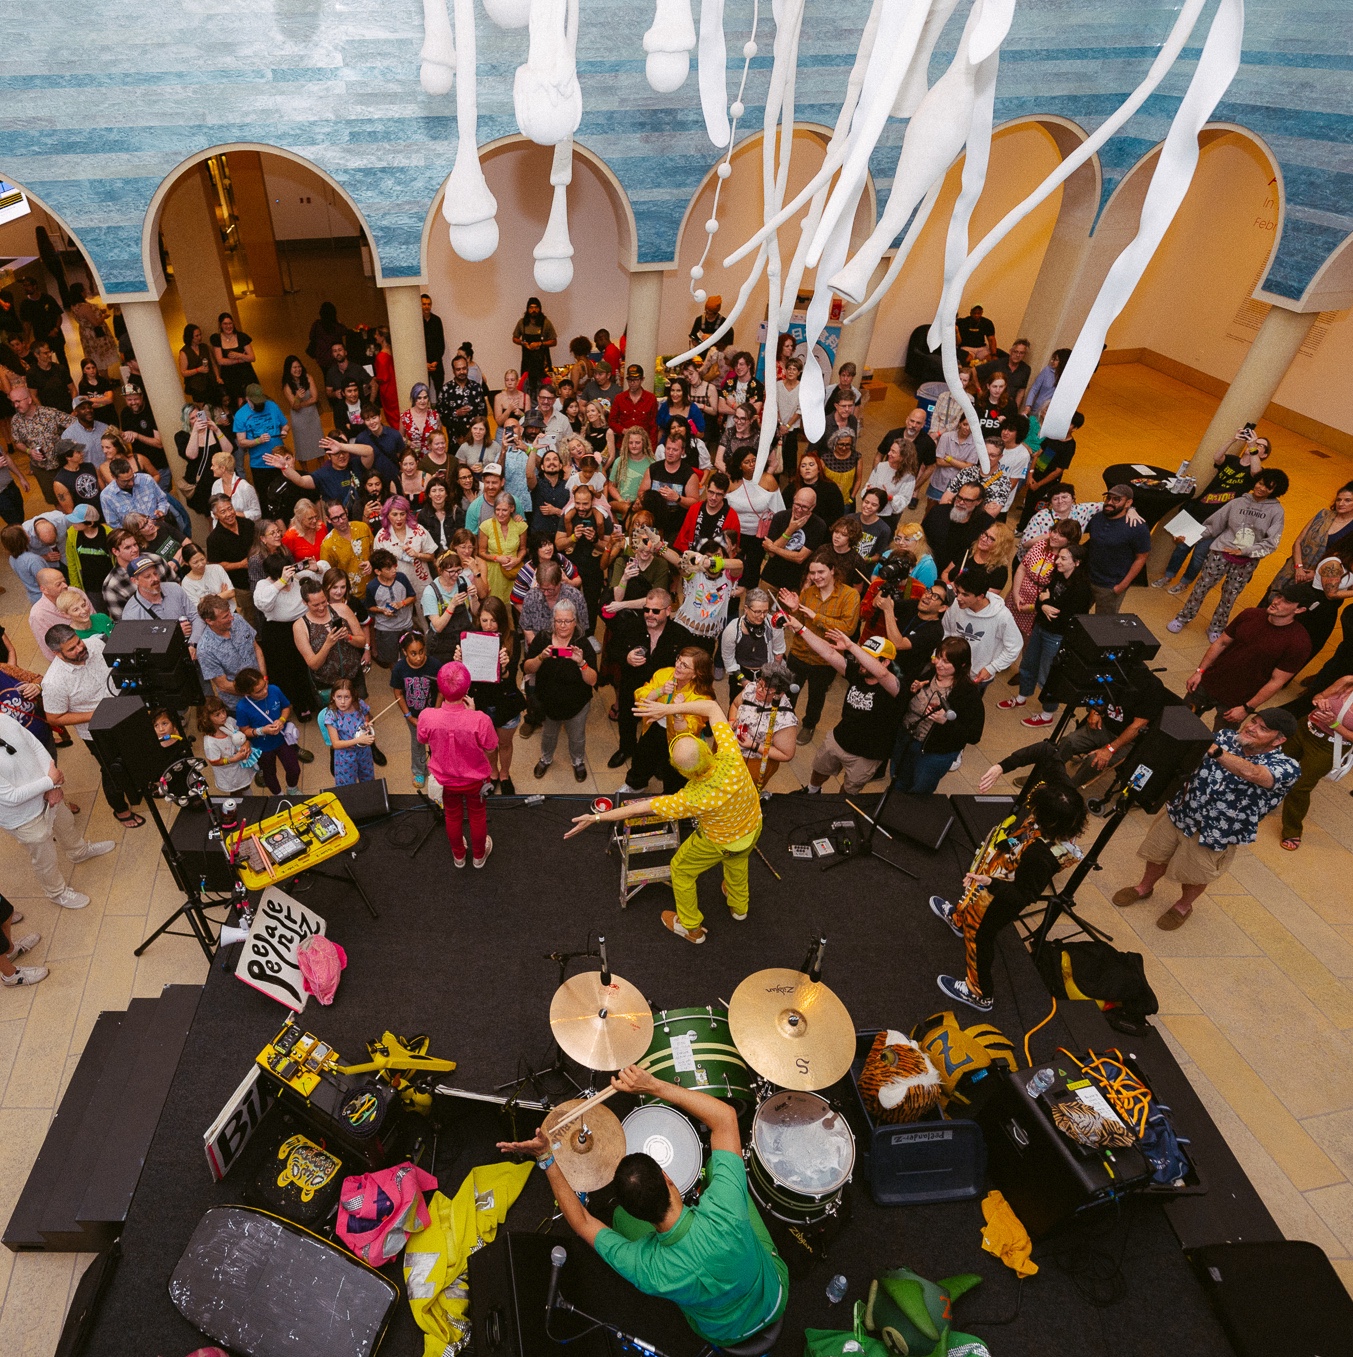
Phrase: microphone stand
[
  {"left": 494, "top": 944, "right": 597, "bottom": 1103},
  {"left": 546, "top": 1294, "right": 674, "bottom": 1356}
]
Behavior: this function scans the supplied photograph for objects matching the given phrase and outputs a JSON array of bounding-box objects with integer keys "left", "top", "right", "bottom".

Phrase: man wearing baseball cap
[
  {"left": 231, "top": 383, "right": 290, "bottom": 507},
  {"left": 1084, "top": 482, "right": 1151, "bottom": 613},
  {"left": 787, "top": 620, "right": 903, "bottom": 794},
  {"left": 465, "top": 462, "right": 508, "bottom": 535},
  {"left": 121, "top": 553, "right": 204, "bottom": 654},
  {"left": 61, "top": 391, "right": 112, "bottom": 466},
  {"left": 1114, "top": 708, "right": 1300, "bottom": 930},
  {"left": 608, "top": 364, "right": 659, "bottom": 446}
]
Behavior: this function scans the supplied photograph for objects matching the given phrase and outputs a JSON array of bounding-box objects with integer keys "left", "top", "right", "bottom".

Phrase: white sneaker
[
  {"left": 9, "top": 911, "right": 22, "bottom": 925},
  {"left": 68, "top": 839, "right": 115, "bottom": 865},
  {"left": 949, "top": 752, "right": 963, "bottom": 771},
  {"left": 1167, "top": 580, "right": 1188, "bottom": 596},
  {"left": 52, "top": 888, "right": 89, "bottom": 910},
  {"left": 5, "top": 933, "right": 40, "bottom": 961},
  {"left": 473, "top": 836, "right": 493, "bottom": 869},
  {"left": 2, "top": 966, "right": 48, "bottom": 987},
  {"left": 1150, "top": 577, "right": 1171, "bottom": 589}
]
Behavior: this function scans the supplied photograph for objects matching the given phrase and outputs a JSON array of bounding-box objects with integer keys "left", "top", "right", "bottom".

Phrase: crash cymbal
[
  {"left": 543, "top": 1097, "right": 626, "bottom": 1192},
  {"left": 549, "top": 971, "right": 655, "bottom": 1071},
  {"left": 728, "top": 967, "right": 855, "bottom": 1091}
]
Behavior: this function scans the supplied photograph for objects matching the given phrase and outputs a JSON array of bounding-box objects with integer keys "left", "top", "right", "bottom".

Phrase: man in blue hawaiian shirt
[{"left": 1112, "top": 708, "right": 1299, "bottom": 930}]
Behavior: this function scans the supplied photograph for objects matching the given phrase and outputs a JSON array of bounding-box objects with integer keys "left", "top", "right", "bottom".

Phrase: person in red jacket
[
  {"left": 608, "top": 364, "right": 659, "bottom": 446},
  {"left": 674, "top": 472, "right": 742, "bottom": 552}
]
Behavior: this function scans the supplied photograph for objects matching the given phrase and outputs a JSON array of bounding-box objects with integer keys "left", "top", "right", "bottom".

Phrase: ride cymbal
[
  {"left": 543, "top": 1097, "right": 626, "bottom": 1192},
  {"left": 549, "top": 971, "right": 655, "bottom": 1071},
  {"left": 728, "top": 967, "right": 855, "bottom": 1091}
]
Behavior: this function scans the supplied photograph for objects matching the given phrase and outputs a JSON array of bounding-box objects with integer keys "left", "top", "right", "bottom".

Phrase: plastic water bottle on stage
[
  {"left": 1026, "top": 1068, "right": 1055, "bottom": 1097},
  {"left": 826, "top": 1273, "right": 848, "bottom": 1304}
]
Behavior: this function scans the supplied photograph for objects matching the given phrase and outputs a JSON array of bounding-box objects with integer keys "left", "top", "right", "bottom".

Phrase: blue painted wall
[{"left": 1, "top": 1, "right": 1349, "bottom": 301}]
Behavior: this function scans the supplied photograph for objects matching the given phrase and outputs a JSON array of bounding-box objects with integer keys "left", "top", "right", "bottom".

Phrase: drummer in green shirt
[{"left": 498, "top": 1063, "right": 789, "bottom": 1349}]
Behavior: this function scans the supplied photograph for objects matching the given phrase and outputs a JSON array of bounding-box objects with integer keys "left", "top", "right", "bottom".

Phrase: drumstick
[
  {"left": 546, "top": 1085, "right": 619, "bottom": 1138},
  {"left": 365, "top": 697, "right": 405, "bottom": 725}
]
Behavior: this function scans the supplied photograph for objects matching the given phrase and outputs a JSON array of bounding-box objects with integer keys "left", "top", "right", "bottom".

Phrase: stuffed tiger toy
[
  {"left": 910, "top": 1011, "right": 1018, "bottom": 1108},
  {"left": 857, "top": 1030, "right": 943, "bottom": 1125}
]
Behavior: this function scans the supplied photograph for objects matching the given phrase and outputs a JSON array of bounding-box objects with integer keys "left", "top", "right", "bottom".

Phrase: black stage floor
[{"left": 82, "top": 793, "right": 1252, "bottom": 1357}]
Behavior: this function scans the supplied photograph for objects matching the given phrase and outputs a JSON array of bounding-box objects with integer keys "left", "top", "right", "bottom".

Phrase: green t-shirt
[
  {"left": 73, "top": 613, "right": 114, "bottom": 640},
  {"left": 594, "top": 1150, "right": 786, "bottom": 1345}
]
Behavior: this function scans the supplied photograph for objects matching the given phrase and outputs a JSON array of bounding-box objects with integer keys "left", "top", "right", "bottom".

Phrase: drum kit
[{"left": 542, "top": 950, "right": 858, "bottom": 1226}]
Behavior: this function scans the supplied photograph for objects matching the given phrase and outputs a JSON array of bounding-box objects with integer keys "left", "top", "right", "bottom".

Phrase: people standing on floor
[
  {"left": 1004, "top": 540, "right": 1091, "bottom": 723},
  {"left": 232, "top": 384, "right": 290, "bottom": 510},
  {"left": 294, "top": 576, "right": 371, "bottom": 702},
  {"left": 760, "top": 487, "right": 826, "bottom": 596},
  {"left": 0, "top": 709, "right": 113, "bottom": 932},
  {"left": 249, "top": 554, "right": 319, "bottom": 716},
  {"left": 28, "top": 567, "right": 91, "bottom": 660},
  {"left": 421, "top": 295, "right": 446, "bottom": 395},
  {"left": 607, "top": 587, "right": 691, "bottom": 773},
  {"left": 1278, "top": 673, "right": 1353, "bottom": 852},
  {"left": 375, "top": 495, "right": 437, "bottom": 589},
  {"left": 1084, "top": 484, "right": 1151, "bottom": 613},
  {"left": 1167, "top": 469, "right": 1289, "bottom": 641},
  {"left": 195, "top": 594, "right": 267, "bottom": 710},
  {"left": 609, "top": 365, "right": 661, "bottom": 448},
  {"left": 199, "top": 695, "right": 257, "bottom": 796},
  {"left": 179, "top": 323, "right": 214, "bottom": 386},
  {"left": 281, "top": 356, "right": 324, "bottom": 465},
  {"left": 512, "top": 297, "right": 556, "bottom": 396},
  {"left": 777, "top": 550, "right": 862, "bottom": 745},
  {"left": 1018, "top": 408, "right": 1085, "bottom": 529},
  {"left": 457, "top": 595, "right": 525, "bottom": 794},
  {"left": 402, "top": 383, "right": 443, "bottom": 457},
  {"left": 1185, "top": 586, "right": 1313, "bottom": 729},
  {"left": 209, "top": 450, "right": 262, "bottom": 522},
  {"left": 234, "top": 668, "right": 303, "bottom": 796},
  {"left": 8, "top": 384, "right": 69, "bottom": 505},
  {"left": 941, "top": 569, "right": 1022, "bottom": 687},
  {"left": 437, "top": 351, "right": 489, "bottom": 446},
  {"left": 365, "top": 548, "right": 419, "bottom": 667},
  {"left": 891, "top": 635, "right": 986, "bottom": 793},
  {"left": 1265, "top": 480, "right": 1353, "bottom": 602},
  {"left": 320, "top": 679, "right": 376, "bottom": 786},
  {"left": 419, "top": 661, "right": 497, "bottom": 867},
  {"left": 422, "top": 540, "right": 484, "bottom": 665},
  {"left": 389, "top": 630, "right": 443, "bottom": 789},
  {"left": 206, "top": 496, "right": 257, "bottom": 613},
  {"left": 179, "top": 539, "right": 236, "bottom": 617},
  {"left": 525, "top": 599, "right": 596, "bottom": 783},
  {"left": 211, "top": 313, "right": 259, "bottom": 408},
  {"left": 1114, "top": 709, "right": 1300, "bottom": 930}
]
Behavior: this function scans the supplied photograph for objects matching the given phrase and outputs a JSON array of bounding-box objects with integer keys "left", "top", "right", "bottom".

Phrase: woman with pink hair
[{"left": 418, "top": 662, "right": 499, "bottom": 869}]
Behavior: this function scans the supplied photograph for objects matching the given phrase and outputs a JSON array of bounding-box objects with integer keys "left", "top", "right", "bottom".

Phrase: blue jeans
[
  {"left": 890, "top": 737, "right": 956, "bottom": 793},
  {"left": 1165, "top": 537, "right": 1208, "bottom": 583},
  {"left": 1017, "top": 625, "right": 1063, "bottom": 711}
]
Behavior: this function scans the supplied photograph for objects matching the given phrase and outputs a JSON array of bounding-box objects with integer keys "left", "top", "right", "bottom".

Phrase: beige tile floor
[{"left": 1, "top": 360, "right": 1352, "bottom": 1348}]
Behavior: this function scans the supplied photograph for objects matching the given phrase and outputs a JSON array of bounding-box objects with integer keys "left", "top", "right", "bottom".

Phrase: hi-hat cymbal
[
  {"left": 543, "top": 1097, "right": 626, "bottom": 1192},
  {"left": 549, "top": 971, "right": 655, "bottom": 1071},
  {"left": 728, "top": 967, "right": 855, "bottom": 1091}
]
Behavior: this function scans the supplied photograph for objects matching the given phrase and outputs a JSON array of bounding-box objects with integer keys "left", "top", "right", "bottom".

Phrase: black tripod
[
  {"left": 825, "top": 781, "right": 919, "bottom": 879},
  {"left": 1025, "top": 799, "right": 1125, "bottom": 959}
]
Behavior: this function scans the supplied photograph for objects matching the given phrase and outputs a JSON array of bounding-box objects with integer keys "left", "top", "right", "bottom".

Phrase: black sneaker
[
  {"left": 607, "top": 750, "right": 628, "bottom": 769},
  {"left": 573, "top": 763, "right": 587, "bottom": 783},
  {"left": 929, "top": 895, "right": 961, "bottom": 937},
  {"left": 500, "top": 777, "right": 516, "bottom": 795},
  {"left": 371, "top": 744, "right": 388, "bottom": 767},
  {"left": 533, "top": 760, "right": 550, "bottom": 779},
  {"left": 937, "top": 975, "right": 993, "bottom": 1013}
]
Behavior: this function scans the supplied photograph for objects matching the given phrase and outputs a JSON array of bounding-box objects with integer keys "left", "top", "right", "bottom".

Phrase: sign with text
[
  {"left": 235, "top": 888, "right": 327, "bottom": 1012},
  {"left": 204, "top": 1065, "right": 276, "bottom": 1181}
]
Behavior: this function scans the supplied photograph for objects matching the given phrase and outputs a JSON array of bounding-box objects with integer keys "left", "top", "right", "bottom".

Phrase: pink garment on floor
[
  {"left": 338, "top": 1162, "right": 439, "bottom": 1265},
  {"left": 297, "top": 934, "right": 348, "bottom": 1005}
]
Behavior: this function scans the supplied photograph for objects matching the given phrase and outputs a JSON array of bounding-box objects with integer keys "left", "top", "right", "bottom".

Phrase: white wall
[
  {"left": 424, "top": 142, "right": 632, "bottom": 387},
  {"left": 262, "top": 155, "right": 363, "bottom": 241},
  {"left": 659, "top": 128, "right": 875, "bottom": 364},
  {"left": 869, "top": 122, "right": 1065, "bottom": 373},
  {"left": 1107, "top": 134, "right": 1280, "bottom": 384}
]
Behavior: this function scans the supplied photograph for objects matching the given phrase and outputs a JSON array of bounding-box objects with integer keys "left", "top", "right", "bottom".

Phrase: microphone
[
  {"left": 546, "top": 1244, "right": 567, "bottom": 1317},
  {"left": 598, "top": 935, "right": 611, "bottom": 988},
  {"left": 808, "top": 935, "right": 826, "bottom": 984}
]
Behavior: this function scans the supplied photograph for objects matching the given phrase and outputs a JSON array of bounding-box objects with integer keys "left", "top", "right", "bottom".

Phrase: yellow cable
[{"left": 1023, "top": 996, "right": 1058, "bottom": 1068}]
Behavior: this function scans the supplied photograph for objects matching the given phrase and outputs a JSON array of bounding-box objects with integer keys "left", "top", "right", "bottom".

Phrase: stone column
[
  {"left": 226, "top": 150, "right": 285, "bottom": 299},
  {"left": 383, "top": 282, "right": 430, "bottom": 407},
  {"left": 118, "top": 299, "right": 184, "bottom": 450},
  {"left": 625, "top": 268, "right": 664, "bottom": 383},
  {"left": 1189, "top": 304, "right": 1318, "bottom": 480},
  {"left": 159, "top": 163, "right": 235, "bottom": 331}
]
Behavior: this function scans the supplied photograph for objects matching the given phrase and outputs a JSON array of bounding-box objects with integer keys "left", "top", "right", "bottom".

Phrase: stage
[{"left": 78, "top": 792, "right": 1263, "bottom": 1357}]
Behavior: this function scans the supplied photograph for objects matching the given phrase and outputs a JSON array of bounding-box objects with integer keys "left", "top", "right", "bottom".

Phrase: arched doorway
[{"left": 423, "top": 137, "right": 637, "bottom": 390}]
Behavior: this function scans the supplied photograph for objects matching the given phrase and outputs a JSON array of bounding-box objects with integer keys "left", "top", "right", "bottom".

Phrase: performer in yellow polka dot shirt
[{"left": 566, "top": 696, "right": 762, "bottom": 944}]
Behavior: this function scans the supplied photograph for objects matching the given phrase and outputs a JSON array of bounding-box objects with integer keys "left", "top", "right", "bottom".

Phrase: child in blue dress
[{"left": 319, "top": 678, "right": 376, "bottom": 785}]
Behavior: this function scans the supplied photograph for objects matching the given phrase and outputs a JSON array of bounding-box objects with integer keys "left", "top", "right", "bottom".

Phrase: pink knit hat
[{"left": 438, "top": 661, "right": 472, "bottom": 703}]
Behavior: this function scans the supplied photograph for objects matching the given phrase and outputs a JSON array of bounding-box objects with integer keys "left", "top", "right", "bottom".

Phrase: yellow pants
[{"left": 671, "top": 826, "right": 760, "bottom": 930}]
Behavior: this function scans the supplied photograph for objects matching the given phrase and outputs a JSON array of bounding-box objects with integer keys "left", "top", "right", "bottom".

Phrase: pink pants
[{"left": 443, "top": 782, "right": 487, "bottom": 859}]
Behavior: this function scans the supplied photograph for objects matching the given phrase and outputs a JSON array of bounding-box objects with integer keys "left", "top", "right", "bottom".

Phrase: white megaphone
[{"left": 219, "top": 924, "right": 251, "bottom": 948}]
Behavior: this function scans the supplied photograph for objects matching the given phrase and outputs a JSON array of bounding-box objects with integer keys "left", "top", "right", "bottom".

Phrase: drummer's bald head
[
  {"left": 615, "top": 1152, "right": 674, "bottom": 1225},
  {"left": 671, "top": 734, "right": 713, "bottom": 778}
]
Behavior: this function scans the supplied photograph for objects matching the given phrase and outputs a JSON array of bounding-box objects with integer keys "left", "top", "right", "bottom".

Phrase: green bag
[
  {"left": 864, "top": 1268, "right": 988, "bottom": 1357},
  {"left": 804, "top": 1300, "right": 891, "bottom": 1356}
]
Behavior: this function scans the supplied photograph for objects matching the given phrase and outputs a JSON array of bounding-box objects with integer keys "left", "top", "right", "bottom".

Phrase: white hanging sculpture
[
  {"left": 534, "top": 139, "right": 576, "bottom": 292},
  {"left": 419, "top": 0, "right": 457, "bottom": 95},
  {"left": 418, "top": 0, "right": 1246, "bottom": 452},
  {"left": 441, "top": 0, "right": 499, "bottom": 262},
  {"left": 645, "top": 0, "right": 698, "bottom": 94}
]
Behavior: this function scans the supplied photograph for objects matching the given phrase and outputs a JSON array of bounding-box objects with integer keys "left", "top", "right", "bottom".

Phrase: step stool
[{"left": 611, "top": 814, "right": 684, "bottom": 908}]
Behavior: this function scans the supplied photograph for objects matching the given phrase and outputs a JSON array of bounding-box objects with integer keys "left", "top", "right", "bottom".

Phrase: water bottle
[
  {"left": 1026, "top": 1068, "right": 1055, "bottom": 1098},
  {"left": 826, "top": 1274, "right": 848, "bottom": 1304}
]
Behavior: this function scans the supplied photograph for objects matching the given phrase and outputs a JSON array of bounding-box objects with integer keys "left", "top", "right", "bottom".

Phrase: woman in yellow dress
[{"left": 477, "top": 491, "right": 527, "bottom": 604}]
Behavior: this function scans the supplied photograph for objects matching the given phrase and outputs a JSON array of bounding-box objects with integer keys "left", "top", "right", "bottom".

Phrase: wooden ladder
[{"left": 612, "top": 813, "right": 684, "bottom": 908}]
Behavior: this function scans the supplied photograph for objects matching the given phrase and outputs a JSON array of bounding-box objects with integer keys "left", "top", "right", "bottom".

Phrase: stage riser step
[
  {"left": 3, "top": 986, "right": 203, "bottom": 1254},
  {"left": 2, "top": 1012, "right": 124, "bottom": 1252}
]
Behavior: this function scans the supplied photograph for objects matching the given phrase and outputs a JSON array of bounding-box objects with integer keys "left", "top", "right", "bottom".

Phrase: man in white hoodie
[
  {"left": 0, "top": 712, "right": 115, "bottom": 978},
  {"left": 942, "top": 569, "right": 1023, "bottom": 687}
]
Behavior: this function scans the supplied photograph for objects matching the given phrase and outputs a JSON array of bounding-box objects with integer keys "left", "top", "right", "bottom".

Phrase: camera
[
  {"left": 875, "top": 554, "right": 913, "bottom": 600},
  {"left": 328, "top": 616, "right": 347, "bottom": 632}
]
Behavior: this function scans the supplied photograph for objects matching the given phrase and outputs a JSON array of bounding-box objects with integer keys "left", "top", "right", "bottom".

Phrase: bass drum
[
  {"left": 747, "top": 1090, "right": 854, "bottom": 1224},
  {"left": 639, "top": 1005, "right": 756, "bottom": 1112},
  {"left": 622, "top": 1105, "right": 704, "bottom": 1198}
]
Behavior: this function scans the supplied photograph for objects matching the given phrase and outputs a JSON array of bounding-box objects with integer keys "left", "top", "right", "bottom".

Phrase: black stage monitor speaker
[
  {"left": 104, "top": 618, "right": 203, "bottom": 708},
  {"left": 88, "top": 695, "right": 169, "bottom": 801},
  {"left": 1063, "top": 611, "right": 1160, "bottom": 665},
  {"left": 1119, "top": 704, "right": 1213, "bottom": 814},
  {"left": 889, "top": 793, "right": 955, "bottom": 851},
  {"left": 1189, "top": 1241, "right": 1353, "bottom": 1357},
  {"left": 246, "top": 779, "right": 391, "bottom": 827},
  {"left": 167, "top": 802, "right": 239, "bottom": 892},
  {"left": 949, "top": 794, "right": 1016, "bottom": 851}
]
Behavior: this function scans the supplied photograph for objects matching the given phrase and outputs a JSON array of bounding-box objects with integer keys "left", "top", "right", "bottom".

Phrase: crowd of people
[{"left": 1, "top": 279, "right": 1350, "bottom": 992}]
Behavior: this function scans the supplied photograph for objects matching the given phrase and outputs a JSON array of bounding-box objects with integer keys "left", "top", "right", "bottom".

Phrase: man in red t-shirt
[
  {"left": 608, "top": 364, "right": 659, "bottom": 446},
  {"left": 674, "top": 472, "right": 741, "bottom": 553},
  {"left": 1185, "top": 583, "right": 1312, "bottom": 728}
]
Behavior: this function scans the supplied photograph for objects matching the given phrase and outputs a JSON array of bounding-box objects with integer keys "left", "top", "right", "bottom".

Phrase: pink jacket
[{"left": 417, "top": 703, "right": 498, "bottom": 787}]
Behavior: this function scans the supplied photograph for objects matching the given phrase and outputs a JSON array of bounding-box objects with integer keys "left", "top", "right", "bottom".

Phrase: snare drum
[
  {"left": 747, "top": 1090, "right": 855, "bottom": 1224},
  {"left": 622, "top": 1105, "right": 704, "bottom": 1197},
  {"left": 639, "top": 1005, "right": 756, "bottom": 1111}
]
